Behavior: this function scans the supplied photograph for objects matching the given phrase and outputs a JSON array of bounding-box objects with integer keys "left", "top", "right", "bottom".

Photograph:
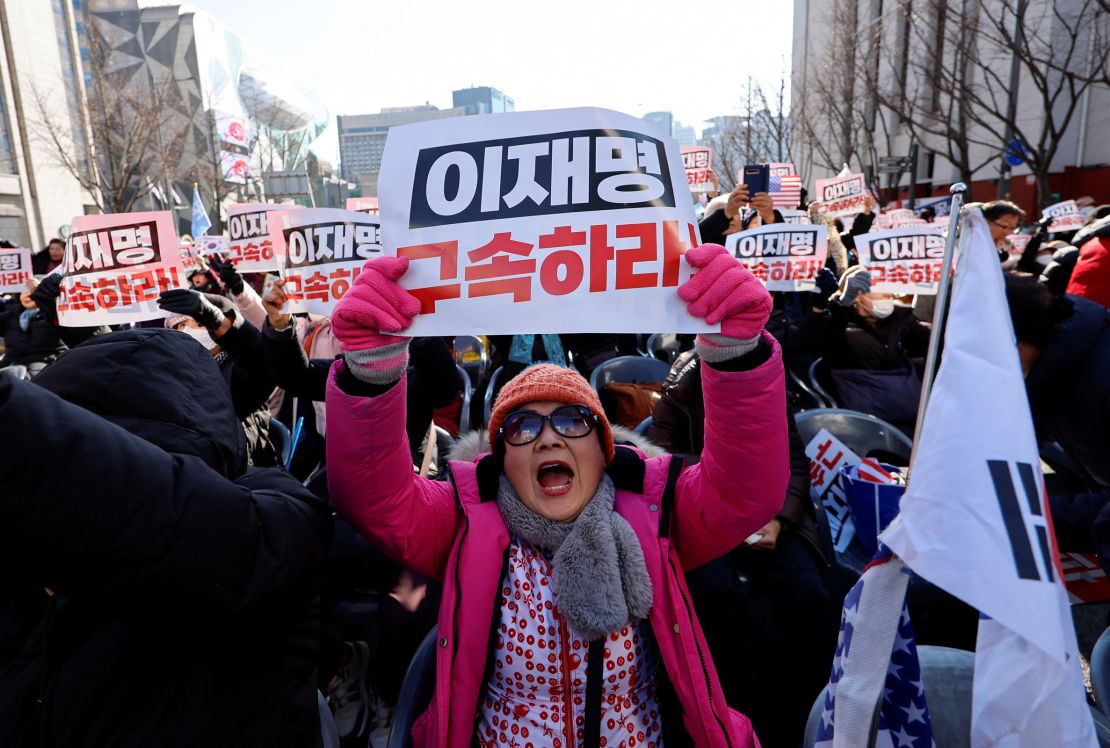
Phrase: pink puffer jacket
[{"left": 326, "top": 332, "right": 789, "bottom": 748}]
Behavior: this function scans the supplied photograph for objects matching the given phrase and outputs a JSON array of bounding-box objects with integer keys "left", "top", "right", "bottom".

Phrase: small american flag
[
  {"left": 769, "top": 174, "right": 803, "bottom": 210},
  {"left": 816, "top": 552, "right": 936, "bottom": 748}
]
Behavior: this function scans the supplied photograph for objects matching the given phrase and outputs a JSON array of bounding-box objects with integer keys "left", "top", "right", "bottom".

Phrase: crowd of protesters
[{"left": 0, "top": 176, "right": 1107, "bottom": 748}]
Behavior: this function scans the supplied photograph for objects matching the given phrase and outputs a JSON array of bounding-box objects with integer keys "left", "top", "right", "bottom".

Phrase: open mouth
[{"left": 536, "top": 460, "right": 575, "bottom": 497}]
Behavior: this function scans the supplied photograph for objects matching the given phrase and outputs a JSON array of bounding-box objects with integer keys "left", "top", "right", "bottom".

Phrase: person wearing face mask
[
  {"left": 325, "top": 248, "right": 789, "bottom": 747},
  {"left": 159, "top": 288, "right": 280, "bottom": 467},
  {"left": 0, "top": 284, "right": 64, "bottom": 372},
  {"left": 803, "top": 266, "right": 931, "bottom": 430}
]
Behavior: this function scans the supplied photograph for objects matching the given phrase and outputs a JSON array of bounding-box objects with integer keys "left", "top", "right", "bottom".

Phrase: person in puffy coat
[
  {"left": 325, "top": 246, "right": 789, "bottom": 747},
  {"left": 0, "top": 329, "right": 332, "bottom": 747}
]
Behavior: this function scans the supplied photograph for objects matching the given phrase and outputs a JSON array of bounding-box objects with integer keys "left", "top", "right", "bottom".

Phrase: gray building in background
[
  {"left": 337, "top": 105, "right": 467, "bottom": 195},
  {"left": 452, "top": 86, "right": 515, "bottom": 116},
  {"left": 641, "top": 111, "right": 673, "bottom": 139}
]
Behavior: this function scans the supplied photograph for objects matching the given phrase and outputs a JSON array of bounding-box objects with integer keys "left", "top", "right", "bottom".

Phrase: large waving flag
[
  {"left": 881, "top": 209, "right": 1095, "bottom": 746},
  {"left": 816, "top": 552, "right": 936, "bottom": 748},
  {"left": 191, "top": 185, "right": 211, "bottom": 239}
]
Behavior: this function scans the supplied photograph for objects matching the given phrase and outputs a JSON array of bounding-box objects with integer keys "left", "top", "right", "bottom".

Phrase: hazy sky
[{"left": 180, "top": 0, "right": 795, "bottom": 166}]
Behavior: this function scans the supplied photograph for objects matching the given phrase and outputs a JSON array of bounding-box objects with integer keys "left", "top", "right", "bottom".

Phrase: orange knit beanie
[{"left": 487, "top": 364, "right": 615, "bottom": 463}]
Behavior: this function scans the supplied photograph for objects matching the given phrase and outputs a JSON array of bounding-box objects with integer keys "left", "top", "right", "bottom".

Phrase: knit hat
[
  {"left": 488, "top": 364, "right": 615, "bottom": 463},
  {"left": 163, "top": 312, "right": 191, "bottom": 330}
]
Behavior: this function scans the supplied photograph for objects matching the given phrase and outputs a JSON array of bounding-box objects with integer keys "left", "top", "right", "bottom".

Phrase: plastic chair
[
  {"left": 317, "top": 690, "right": 340, "bottom": 748},
  {"left": 802, "top": 645, "right": 973, "bottom": 748},
  {"left": 588, "top": 356, "right": 671, "bottom": 391},
  {"left": 645, "top": 333, "right": 679, "bottom": 364},
  {"left": 269, "top": 418, "right": 293, "bottom": 467},
  {"left": 793, "top": 408, "right": 913, "bottom": 464},
  {"left": 456, "top": 364, "right": 473, "bottom": 435},
  {"left": 453, "top": 335, "right": 487, "bottom": 385},
  {"left": 808, "top": 357, "right": 839, "bottom": 409},
  {"left": 482, "top": 366, "right": 503, "bottom": 429},
  {"left": 788, "top": 367, "right": 828, "bottom": 409},
  {"left": 386, "top": 626, "right": 440, "bottom": 748}
]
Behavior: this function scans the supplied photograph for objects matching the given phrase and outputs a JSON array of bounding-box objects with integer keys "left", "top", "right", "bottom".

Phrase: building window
[
  {"left": 53, "top": 0, "right": 90, "bottom": 177},
  {"left": 0, "top": 91, "right": 15, "bottom": 174}
]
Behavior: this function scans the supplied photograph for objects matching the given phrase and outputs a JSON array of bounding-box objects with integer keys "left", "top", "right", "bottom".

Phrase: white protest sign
[
  {"left": 377, "top": 107, "right": 711, "bottom": 336},
  {"left": 779, "top": 209, "right": 810, "bottom": 225},
  {"left": 768, "top": 162, "right": 796, "bottom": 177},
  {"left": 227, "top": 203, "right": 292, "bottom": 272},
  {"left": 893, "top": 216, "right": 929, "bottom": 228},
  {"left": 814, "top": 172, "right": 867, "bottom": 218},
  {"left": 178, "top": 243, "right": 201, "bottom": 274},
  {"left": 914, "top": 194, "right": 950, "bottom": 218},
  {"left": 681, "top": 146, "right": 714, "bottom": 193},
  {"left": 269, "top": 208, "right": 383, "bottom": 315},
  {"left": 855, "top": 225, "right": 945, "bottom": 295},
  {"left": 0, "top": 248, "right": 33, "bottom": 294},
  {"left": 346, "top": 196, "right": 380, "bottom": 215},
  {"left": 57, "top": 211, "right": 183, "bottom": 326},
  {"left": 725, "top": 223, "right": 828, "bottom": 291},
  {"left": 805, "top": 427, "right": 862, "bottom": 553},
  {"left": 1042, "top": 200, "right": 1084, "bottom": 234},
  {"left": 886, "top": 208, "right": 914, "bottom": 225},
  {"left": 873, "top": 213, "right": 893, "bottom": 230},
  {"left": 1004, "top": 233, "right": 1032, "bottom": 259}
]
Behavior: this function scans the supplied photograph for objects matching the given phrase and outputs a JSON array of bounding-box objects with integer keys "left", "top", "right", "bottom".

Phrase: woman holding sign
[{"left": 325, "top": 245, "right": 788, "bottom": 748}]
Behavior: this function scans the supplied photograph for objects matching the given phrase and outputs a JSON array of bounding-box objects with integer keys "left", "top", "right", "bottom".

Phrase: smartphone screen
[{"left": 742, "top": 164, "right": 770, "bottom": 196}]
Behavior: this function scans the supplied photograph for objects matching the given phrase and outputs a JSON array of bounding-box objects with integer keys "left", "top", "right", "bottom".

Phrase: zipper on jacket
[
  {"left": 445, "top": 464, "right": 468, "bottom": 746},
  {"left": 667, "top": 554, "right": 733, "bottom": 748},
  {"left": 558, "top": 615, "right": 576, "bottom": 748}
]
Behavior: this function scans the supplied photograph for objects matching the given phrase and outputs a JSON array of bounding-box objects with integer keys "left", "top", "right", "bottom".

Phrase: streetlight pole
[{"left": 996, "top": 0, "right": 1028, "bottom": 199}]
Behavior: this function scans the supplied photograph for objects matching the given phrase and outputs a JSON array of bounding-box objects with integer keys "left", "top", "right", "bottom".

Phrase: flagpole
[{"left": 908, "top": 182, "right": 967, "bottom": 472}]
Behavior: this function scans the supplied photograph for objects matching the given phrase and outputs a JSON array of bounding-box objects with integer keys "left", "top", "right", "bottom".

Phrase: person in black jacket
[
  {"left": 0, "top": 287, "right": 64, "bottom": 371},
  {"left": 646, "top": 349, "right": 840, "bottom": 748},
  {"left": 0, "top": 329, "right": 332, "bottom": 747},
  {"left": 698, "top": 184, "right": 782, "bottom": 246},
  {"left": 159, "top": 288, "right": 279, "bottom": 467}
]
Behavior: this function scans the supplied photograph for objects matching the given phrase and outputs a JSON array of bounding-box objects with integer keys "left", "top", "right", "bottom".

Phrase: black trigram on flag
[{"left": 988, "top": 460, "right": 1055, "bottom": 582}]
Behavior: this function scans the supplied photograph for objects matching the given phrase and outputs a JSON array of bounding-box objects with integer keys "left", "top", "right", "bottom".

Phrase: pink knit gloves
[
  {"left": 679, "top": 244, "right": 772, "bottom": 363},
  {"left": 331, "top": 256, "right": 421, "bottom": 385}
]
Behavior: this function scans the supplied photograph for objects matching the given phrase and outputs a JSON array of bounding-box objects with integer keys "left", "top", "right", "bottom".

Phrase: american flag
[
  {"left": 769, "top": 174, "right": 803, "bottom": 209},
  {"left": 816, "top": 551, "right": 936, "bottom": 748}
]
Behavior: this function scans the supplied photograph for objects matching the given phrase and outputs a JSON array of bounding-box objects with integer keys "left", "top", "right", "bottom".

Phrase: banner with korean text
[
  {"left": 725, "top": 223, "right": 828, "bottom": 291},
  {"left": 57, "top": 211, "right": 183, "bottom": 326},
  {"left": 378, "top": 107, "right": 712, "bottom": 335},
  {"left": 681, "top": 146, "right": 713, "bottom": 193},
  {"left": 1042, "top": 200, "right": 1084, "bottom": 234},
  {"left": 855, "top": 226, "right": 945, "bottom": 295},
  {"left": 815, "top": 173, "right": 867, "bottom": 218},
  {"left": 0, "top": 248, "right": 33, "bottom": 293},
  {"left": 269, "top": 208, "right": 383, "bottom": 315},
  {"left": 227, "top": 203, "right": 293, "bottom": 272}
]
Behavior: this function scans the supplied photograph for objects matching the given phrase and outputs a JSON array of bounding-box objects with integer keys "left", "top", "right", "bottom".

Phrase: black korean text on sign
[
  {"left": 731, "top": 229, "right": 821, "bottom": 258},
  {"left": 282, "top": 221, "right": 383, "bottom": 269},
  {"left": 229, "top": 210, "right": 269, "bottom": 241},
  {"left": 408, "top": 129, "right": 676, "bottom": 229},
  {"left": 867, "top": 233, "right": 944, "bottom": 261},
  {"left": 65, "top": 221, "right": 161, "bottom": 277},
  {"left": 819, "top": 177, "right": 863, "bottom": 202},
  {"left": 681, "top": 150, "right": 710, "bottom": 170}
]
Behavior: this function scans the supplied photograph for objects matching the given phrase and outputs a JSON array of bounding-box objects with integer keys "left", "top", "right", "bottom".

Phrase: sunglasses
[{"left": 500, "top": 404, "right": 597, "bottom": 446}]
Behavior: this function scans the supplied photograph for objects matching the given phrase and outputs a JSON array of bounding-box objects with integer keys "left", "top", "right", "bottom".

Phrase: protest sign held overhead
[
  {"left": 854, "top": 226, "right": 945, "bottom": 295},
  {"left": 269, "top": 208, "right": 384, "bottom": 315},
  {"left": 914, "top": 194, "right": 950, "bottom": 218},
  {"left": 725, "top": 222, "right": 828, "bottom": 291},
  {"left": 768, "top": 162, "right": 795, "bottom": 177},
  {"left": 57, "top": 211, "right": 183, "bottom": 326},
  {"left": 0, "top": 248, "right": 33, "bottom": 294},
  {"left": 814, "top": 172, "right": 867, "bottom": 218},
  {"left": 194, "top": 235, "right": 229, "bottom": 257},
  {"left": 1042, "top": 199, "right": 1084, "bottom": 234},
  {"left": 680, "top": 146, "right": 713, "bottom": 193},
  {"left": 779, "top": 209, "right": 810, "bottom": 225},
  {"left": 227, "top": 203, "right": 294, "bottom": 272},
  {"left": 377, "top": 107, "right": 711, "bottom": 336},
  {"left": 767, "top": 163, "right": 802, "bottom": 210},
  {"left": 346, "top": 196, "right": 380, "bottom": 215}
]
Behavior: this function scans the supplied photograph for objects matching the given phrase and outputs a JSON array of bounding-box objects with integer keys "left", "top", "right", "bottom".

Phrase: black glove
[
  {"left": 209, "top": 256, "right": 244, "bottom": 296},
  {"left": 158, "top": 288, "right": 226, "bottom": 331},
  {"left": 1036, "top": 214, "right": 1054, "bottom": 234},
  {"left": 30, "top": 274, "right": 63, "bottom": 322},
  {"left": 812, "top": 267, "right": 838, "bottom": 305}
]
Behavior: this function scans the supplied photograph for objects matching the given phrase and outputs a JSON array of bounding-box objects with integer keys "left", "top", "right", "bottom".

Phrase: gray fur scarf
[{"left": 496, "top": 474, "right": 653, "bottom": 641}]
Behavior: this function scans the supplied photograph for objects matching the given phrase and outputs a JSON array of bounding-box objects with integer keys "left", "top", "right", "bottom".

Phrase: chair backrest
[
  {"left": 793, "top": 408, "right": 913, "bottom": 464},
  {"left": 269, "top": 418, "right": 293, "bottom": 467},
  {"left": 787, "top": 367, "right": 828, "bottom": 410},
  {"left": 387, "top": 626, "right": 440, "bottom": 748},
  {"left": 453, "top": 335, "right": 487, "bottom": 383},
  {"left": 317, "top": 690, "right": 340, "bottom": 748},
  {"left": 808, "top": 357, "right": 839, "bottom": 409},
  {"left": 456, "top": 364, "right": 473, "bottom": 435},
  {"left": 802, "top": 645, "right": 973, "bottom": 748},
  {"left": 646, "top": 333, "right": 679, "bottom": 364},
  {"left": 589, "top": 356, "right": 671, "bottom": 391},
  {"left": 482, "top": 366, "right": 503, "bottom": 429}
]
